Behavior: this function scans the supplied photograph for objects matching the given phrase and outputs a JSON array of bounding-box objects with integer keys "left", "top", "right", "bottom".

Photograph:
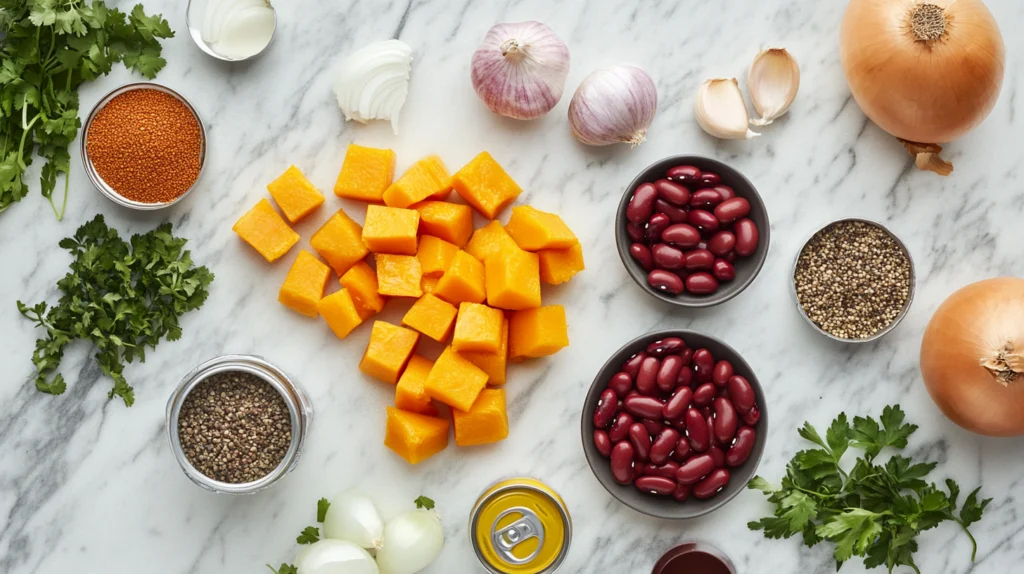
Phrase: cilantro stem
[
  {"left": 48, "top": 173, "right": 69, "bottom": 220},
  {"left": 956, "top": 519, "right": 979, "bottom": 561},
  {"left": 794, "top": 485, "right": 836, "bottom": 499}
]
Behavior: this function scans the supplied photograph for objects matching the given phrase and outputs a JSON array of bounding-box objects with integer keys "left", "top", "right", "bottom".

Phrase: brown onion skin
[{"left": 920, "top": 278, "right": 1024, "bottom": 436}]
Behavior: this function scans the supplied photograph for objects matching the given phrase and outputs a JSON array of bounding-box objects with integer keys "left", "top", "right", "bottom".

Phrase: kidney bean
[
  {"left": 741, "top": 405, "right": 761, "bottom": 426},
  {"left": 726, "top": 426, "right": 757, "bottom": 467},
  {"left": 654, "top": 179, "right": 690, "bottom": 205},
  {"left": 707, "top": 414, "right": 723, "bottom": 449},
  {"left": 693, "top": 469, "right": 730, "bottom": 499},
  {"left": 673, "top": 483, "right": 692, "bottom": 502},
  {"left": 711, "top": 360, "right": 733, "bottom": 388},
  {"left": 712, "top": 185, "right": 735, "bottom": 201},
  {"left": 668, "top": 417, "right": 687, "bottom": 433},
  {"left": 623, "top": 352, "right": 647, "bottom": 378},
  {"left": 656, "top": 356, "right": 683, "bottom": 394},
  {"left": 708, "top": 446, "right": 726, "bottom": 469},
  {"left": 635, "top": 476, "right": 677, "bottom": 496},
  {"left": 701, "top": 405, "right": 713, "bottom": 418},
  {"left": 609, "top": 412, "right": 634, "bottom": 442},
  {"left": 629, "top": 423, "right": 652, "bottom": 459},
  {"left": 713, "top": 397, "right": 739, "bottom": 444},
  {"left": 627, "top": 183, "right": 657, "bottom": 223},
  {"left": 667, "top": 164, "right": 701, "bottom": 183},
  {"left": 644, "top": 461, "right": 680, "bottom": 479},
  {"left": 683, "top": 249, "right": 714, "bottom": 271},
  {"left": 654, "top": 199, "right": 689, "bottom": 223},
  {"left": 624, "top": 395, "right": 665, "bottom": 419},
  {"left": 689, "top": 189, "right": 724, "bottom": 209},
  {"left": 727, "top": 376, "right": 755, "bottom": 413},
  {"left": 663, "top": 387, "right": 693, "bottom": 420},
  {"left": 626, "top": 222, "right": 646, "bottom": 242},
  {"left": 643, "top": 419, "right": 665, "bottom": 436},
  {"left": 594, "top": 430, "right": 613, "bottom": 457},
  {"left": 637, "top": 356, "right": 662, "bottom": 396},
  {"left": 629, "top": 243, "right": 654, "bottom": 271},
  {"left": 676, "top": 365, "right": 693, "bottom": 388},
  {"left": 712, "top": 259, "right": 735, "bottom": 282},
  {"left": 692, "top": 383, "right": 716, "bottom": 408},
  {"left": 593, "top": 389, "right": 617, "bottom": 428},
  {"left": 607, "top": 371, "right": 633, "bottom": 398},
  {"left": 646, "top": 213, "right": 671, "bottom": 243},
  {"left": 671, "top": 436, "right": 692, "bottom": 462},
  {"left": 610, "top": 441, "right": 636, "bottom": 484},
  {"left": 733, "top": 218, "right": 759, "bottom": 257},
  {"left": 685, "top": 272, "right": 719, "bottom": 295},
  {"left": 678, "top": 347, "right": 694, "bottom": 367},
  {"left": 647, "top": 337, "right": 686, "bottom": 357},
  {"left": 661, "top": 223, "right": 701, "bottom": 248},
  {"left": 686, "top": 209, "right": 720, "bottom": 233},
  {"left": 693, "top": 349, "right": 714, "bottom": 381},
  {"left": 714, "top": 197, "right": 751, "bottom": 224},
  {"left": 685, "top": 408, "right": 710, "bottom": 452},
  {"left": 698, "top": 172, "right": 722, "bottom": 187},
  {"left": 651, "top": 243, "right": 686, "bottom": 270},
  {"left": 707, "top": 231, "right": 736, "bottom": 257},
  {"left": 647, "top": 270, "right": 684, "bottom": 295},
  {"left": 675, "top": 454, "right": 715, "bottom": 485},
  {"left": 649, "top": 428, "right": 680, "bottom": 465},
  {"left": 716, "top": 386, "right": 730, "bottom": 399},
  {"left": 723, "top": 251, "right": 737, "bottom": 263}
]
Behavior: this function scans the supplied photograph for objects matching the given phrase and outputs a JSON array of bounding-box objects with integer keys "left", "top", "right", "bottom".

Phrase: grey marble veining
[{"left": 2, "top": 0, "right": 1023, "bottom": 572}]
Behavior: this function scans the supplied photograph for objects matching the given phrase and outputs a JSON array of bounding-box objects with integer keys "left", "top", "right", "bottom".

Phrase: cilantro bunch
[
  {"left": 0, "top": 0, "right": 173, "bottom": 219},
  {"left": 748, "top": 405, "right": 990, "bottom": 573},
  {"left": 17, "top": 215, "right": 213, "bottom": 405}
]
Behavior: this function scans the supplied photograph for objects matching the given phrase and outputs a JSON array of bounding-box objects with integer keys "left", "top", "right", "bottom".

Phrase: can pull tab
[{"left": 491, "top": 507, "right": 544, "bottom": 565}]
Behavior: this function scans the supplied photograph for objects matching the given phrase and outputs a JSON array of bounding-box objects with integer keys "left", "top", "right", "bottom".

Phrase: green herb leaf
[
  {"left": 296, "top": 526, "right": 319, "bottom": 545},
  {"left": 266, "top": 564, "right": 297, "bottom": 574},
  {"left": 317, "top": 497, "right": 330, "bottom": 523},
  {"left": 415, "top": 495, "right": 435, "bottom": 510}
]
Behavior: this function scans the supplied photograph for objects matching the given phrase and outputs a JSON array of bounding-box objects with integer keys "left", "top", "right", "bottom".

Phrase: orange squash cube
[
  {"left": 509, "top": 306, "right": 569, "bottom": 361},
  {"left": 402, "top": 293, "right": 458, "bottom": 342},
  {"left": 383, "top": 156, "right": 452, "bottom": 208},
  {"left": 462, "top": 318, "right": 509, "bottom": 385},
  {"left": 376, "top": 254, "right": 423, "bottom": 298},
  {"left": 452, "top": 302, "right": 503, "bottom": 353},
  {"left": 538, "top": 243, "right": 586, "bottom": 285},
  {"left": 318, "top": 288, "right": 363, "bottom": 339},
  {"left": 425, "top": 346, "right": 488, "bottom": 412},
  {"left": 452, "top": 152, "right": 522, "bottom": 219},
  {"left": 417, "top": 235, "right": 459, "bottom": 277},
  {"left": 434, "top": 250, "right": 485, "bottom": 305},
  {"left": 311, "top": 209, "right": 370, "bottom": 276},
  {"left": 465, "top": 220, "right": 519, "bottom": 264},
  {"left": 278, "top": 250, "right": 331, "bottom": 318},
  {"left": 384, "top": 407, "right": 449, "bottom": 464},
  {"left": 339, "top": 261, "right": 388, "bottom": 320},
  {"left": 486, "top": 246, "right": 541, "bottom": 310},
  {"left": 453, "top": 388, "right": 509, "bottom": 446},
  {"left": 334, "top": 144, "right": 396, "bottom": 202},
  {"left": 267, "top": 165, "right": 325, "bottom": 223},
  {"left": 232, "top": 198, "right": 299, "bottom": 262},
  {"left": 395, "top": 355, "right": 438, "bottom": 415},
  {"left": 362, "top": 205, "right": 420, "bottom": 255},
  {"left": 360, "top": 321, "right": 420, "bottom": 384},
  {"left": 421, "top": 275, "right": 440, "bottom": 294},
  {"left": 413, "top": 201, "right": 474, "bottom": 247},
  {"left": 505, "top": 205, "right": 578, "bottom": 251}
]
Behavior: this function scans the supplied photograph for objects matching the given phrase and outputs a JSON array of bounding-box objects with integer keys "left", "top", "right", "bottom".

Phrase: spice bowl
[
  {"left": 792, "top": 218, "right": 915, "bottom": 343},
  {"left": 81, "top": 82, "right": 207, "bottom": 210},
  {"left": 166, "top": 354, "right": 312, "bottom": 494}
]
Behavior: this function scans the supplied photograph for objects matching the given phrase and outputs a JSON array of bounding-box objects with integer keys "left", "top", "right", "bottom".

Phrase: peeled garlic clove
[
  {"left": 694, "top": 78, "right": 760, "bottom": 140},
  {"left": 749, "top": 48, "right": 799, "bottom": 126}
]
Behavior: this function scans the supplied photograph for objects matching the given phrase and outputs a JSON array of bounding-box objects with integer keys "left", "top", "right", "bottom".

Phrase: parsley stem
[
  {"left": 17, "top": 111, "right": 42, "bottom": 170},
  {"left": 794, "top": 485, "right": 836, "bottom": 498},
  {"left": 956, "top": 519, "right": 979, "bottom": 561}
]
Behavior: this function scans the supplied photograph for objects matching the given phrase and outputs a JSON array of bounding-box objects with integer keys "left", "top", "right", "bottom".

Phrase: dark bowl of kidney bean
[
  {"left": 616, "top": 156, "right": 770, "bottom": 307},
  {"left": 581, "top": 329, "right": 768, "bottom": 519}
]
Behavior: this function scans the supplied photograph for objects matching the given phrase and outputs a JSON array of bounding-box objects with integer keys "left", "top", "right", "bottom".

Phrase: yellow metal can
[{"left": 470, "top": 477, "right": 572, "bottom": 574}]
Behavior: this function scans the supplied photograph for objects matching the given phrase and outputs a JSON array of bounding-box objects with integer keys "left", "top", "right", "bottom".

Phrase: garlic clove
[
  {"left": 749, "top": 48, "right": 800, "bottom": 126},
  {"left": 694, "top": 78, "right": 760, "bottom": 140}
]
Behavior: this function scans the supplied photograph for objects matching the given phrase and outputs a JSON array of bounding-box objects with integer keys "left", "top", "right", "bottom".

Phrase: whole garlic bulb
[
  {"left": 568, "top": 64, "right": 658, "bottom": 147},
  {"left": 471, "top": 21, "right": 570, "bottom": 120}
]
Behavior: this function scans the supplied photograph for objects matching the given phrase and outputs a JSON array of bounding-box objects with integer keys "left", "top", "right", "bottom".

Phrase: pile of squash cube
[{"left": 232, "top": 145, "right": 585, "bottom": 465}]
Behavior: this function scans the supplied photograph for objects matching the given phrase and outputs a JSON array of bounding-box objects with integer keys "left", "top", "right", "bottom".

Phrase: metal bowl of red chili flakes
[{"left": 81, "top": 82, "right": 207, "bottom": 210}]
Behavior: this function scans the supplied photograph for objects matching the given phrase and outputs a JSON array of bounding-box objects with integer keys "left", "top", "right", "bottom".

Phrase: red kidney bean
[
  {"left": 712, "top": 360, "right": 733, "bottom": 387},
  {"left": 654, "top": 179, "right": 690, "bottom": 205},
  {"left": 629, "top": 243, "right": 654, "bottom": 271},
  {"left": 689, "top": 189, "right": 724, "bottom": 209},
  {"left": 713, "top": 397, "right": 738, "bottom": 444},
  {"left": 678, "top": 347, "right": 694, "bottom": 367},
  {"left": 714, "top": 197, "right": 750, "bottom": 224},
  {"left": 733, "top": 218, "right": 759, "bottom": 257},
  {"left": 683, "top": 249, "right": 714, "bottom": 271},
  {"left": 727, "top": 376, "right": 755, "bottom": 413},
  {"left": 661, "top": 223, "right": 701, "bottom": 248},
  {"left": 627, "top": 183, "right": 657, "bottom": 223},
  {"left": 594, "top": 430, "right": 613, "bottom": 457},
  {"left": 707, "top": 414, "right": 723, "bottom": 449},
  {"left": 610, "top": 441, "right": 635, "bottom": 484},
  {"left": 647, "top": 270, "right": 684, "bottom": 295},
  {"left": 668, "top": 417, "right": 687, "bottom": 433},
  {"left": 685, "top": 272, "right": 719, "bottom": 295},
  {"left": 712, "top": 259, "right": 735, "bottom": 282},
  {"left": 686, "top": 209, "right": 719, "bottom": 233},
  {"left": 723, "top": 251, "right": 737, "bottom": 263},
  {"left": 626, "top": 222, "right": 645, "bottom": 242},
  {"left": 667, "top": 164, "right": 701, "bottom": 183},
  {"left": 643, "top": 419, "right": 665, "bottom": 436},
  {"left": 593, "top": 389, "right": 617, "bottom": 428},
  {"left": 671, "top": 436, "right": 692, "bottom": 462},
  {"left": 692, "top": 383, "right": 716, "bottom": 408},
  {"left": 636, "top": 356, "right": 661, "bottom": 395},
  {"left": 675, "top": 454, "right": 715, "bottom": 485},
  {"left": 624, "top": 395, "right": 665, "bottom": 419},
  {"left": 646, "top": 213, "right": 671, "bottom": 243},
  {"left": 726, "top": 426, "right": 756, "bottom": 467},
  {"left": 741, "top": 405, "right": 761, "bottom": 426},
  {"left": 712, "top": 185, "right": 735, "bottom": 201},
  {"left": 607, "top": 371, "right": 633, "bottom": 398},
  {"left": 656, "top": 355, "right": 684, "bottom": 393},
  {"left": 609, "top": 412, "right": 634, "bottom": 443},
  {"left": 685, "top": 408, "right": 709, "bottom": 452},
  {"left": 654, "top": 199, "right": 689, "bottom": 223},
  {"left": 644, "top": 461, "right": 680, "bottom": 479},
  {"left": 707, "top": 231, "right": 736, "bottom": 257},
  {"left": 700, "top": 406, "right": 713, "bottom": 419},
  {"left": 663, "top": 387, "right": 693, "bottom": 420},
  {"left": 651, "top": 243, "right": 686, "bottom": 270},
  {"left": 623, "top": 352, "right": 647, "bottom": 378},
  {"left": 635, "top": 476, "right": 677, "bottom": 496},
  {"left": 693, "top": 469, "right": 730, "bottom": 499},
  {"left": 698, "top": 172, "right": 722, "bottom": 187},
  {"left": 693, "top": 349, "right": 714, "bottom": 380},
  {"left": 647, "top": 337, "right": 686, "bottom": 357},
  {"left": 708, "top": 446, "right": 726, "bottom": 469},
  {"left": 673, "top": 483, "right": 692, "bottom": 502},
  {"left": 716, "top": 386, "right": 730, "bottom": 399},
  {"left": 649, "top": 428, "right": 680, "bottom": 465},
  {"left": 676, "top": 365, "right": 693, "bottom": 388},
  {"left": 629, "top": 423, "right": 651, "bottom": 459}
]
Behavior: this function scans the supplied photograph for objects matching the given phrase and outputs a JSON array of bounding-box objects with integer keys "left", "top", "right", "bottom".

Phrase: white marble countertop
[{"left": 2, "top": 1, "right": 1024, "bottom": 572}]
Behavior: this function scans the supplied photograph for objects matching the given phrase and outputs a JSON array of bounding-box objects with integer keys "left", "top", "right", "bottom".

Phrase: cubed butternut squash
[
  {"left": 318, "top": 288, "right": 363, "bottom": 339},
  {"left": 383, "top": 156, "right": 452, "bottom": 208},
  {"left": 538, "top": 243, "right": 586, "bottom": 285},
  {"left": 421, "top": 275, "right": 440, "bottom": 294},
  {"left": 362, "top": 205, "right": 420, "bottom": 255},
  {"left": 453, "top": 388, "right": 509, "bottom": 446},
  {"left": 339, "top": 261, "right": 388, "bottom": 320},
  {"left": 486, "top": 246, "right": 541, "bottom": 310},
  {"left": 311, "top": 209, "right": 370, "bottom": 276},
  {"left": 402, "top": 293, "right": 458, "bottom": 342},
  {"left": 434, "top": 250, "right": 485, "bottom": 305},
  {"left": 452, "top": 152, "right": 522, "bottom": 219},
  {"left": 417, "top": 235, "right": 459, "bottom": 277},
  {"left": 462, "top": 318, "right": 509, "bottom": 385},
  {"left": 384, "top": 406, "right": 449, "bottom": 464},
  {"left": 395, "top": 355, "right": 438, "bottom": 416},
  {"left": 509, "top": 306, "right": 569, "bottom": 361},
  {"left": 375, "top": 254, "right": 423, "bottom": 298},
  {"left": 360, "top": 321, "right": 420, "bottom": 384},
  {"left": 452, "top": 302, "right": 503, "bottom": 353},
  {"left": 465, "top": 220, "right": 519, "bottom": 263},
  {"left": 278, "top": 250, "right": 331, "bottom": 318},
  {"left": 232, "top": 198, "right": 299, "bottom": 262},
  {"left": 266, "top": 165, "right": 325, "bottom": 223},
  {"left": 425, "top": 346, "right": 488, "bottom": 412},
  {"left": 334, "top": 144, "right": 396, "bottom": 202},
  {"left": 413, "top": 201, "right": 474, "bottom": 247},
  {"left": 504, "top": 205, "right": 578, "bottom": 251}
]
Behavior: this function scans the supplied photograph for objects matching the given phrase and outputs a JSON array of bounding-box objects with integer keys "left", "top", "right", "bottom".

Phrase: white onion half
[
  {"left": 295, "top": 539, "right": 378, "bottom": 574},
  {"left": 333, "top": 40, "right": 413, "bottom": 134},
  {"left": 375, "top": 509, "right": 444, "bottom": 574},
  {"left": 322, "top": 490, "right": 384, "bottom": 549}
]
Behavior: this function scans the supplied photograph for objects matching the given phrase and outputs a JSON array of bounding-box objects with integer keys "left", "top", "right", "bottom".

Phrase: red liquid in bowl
[{"left": 653, "top": 543, "right": 734, "bottom": 574}]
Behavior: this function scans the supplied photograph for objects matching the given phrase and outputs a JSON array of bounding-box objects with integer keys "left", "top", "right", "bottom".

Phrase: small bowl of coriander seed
[
  {"left": 166, "top": 355, "right": 312, "bottom": 494},
  {"left": 792, "top": 218, "right": 915, "bottom": 343}
]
